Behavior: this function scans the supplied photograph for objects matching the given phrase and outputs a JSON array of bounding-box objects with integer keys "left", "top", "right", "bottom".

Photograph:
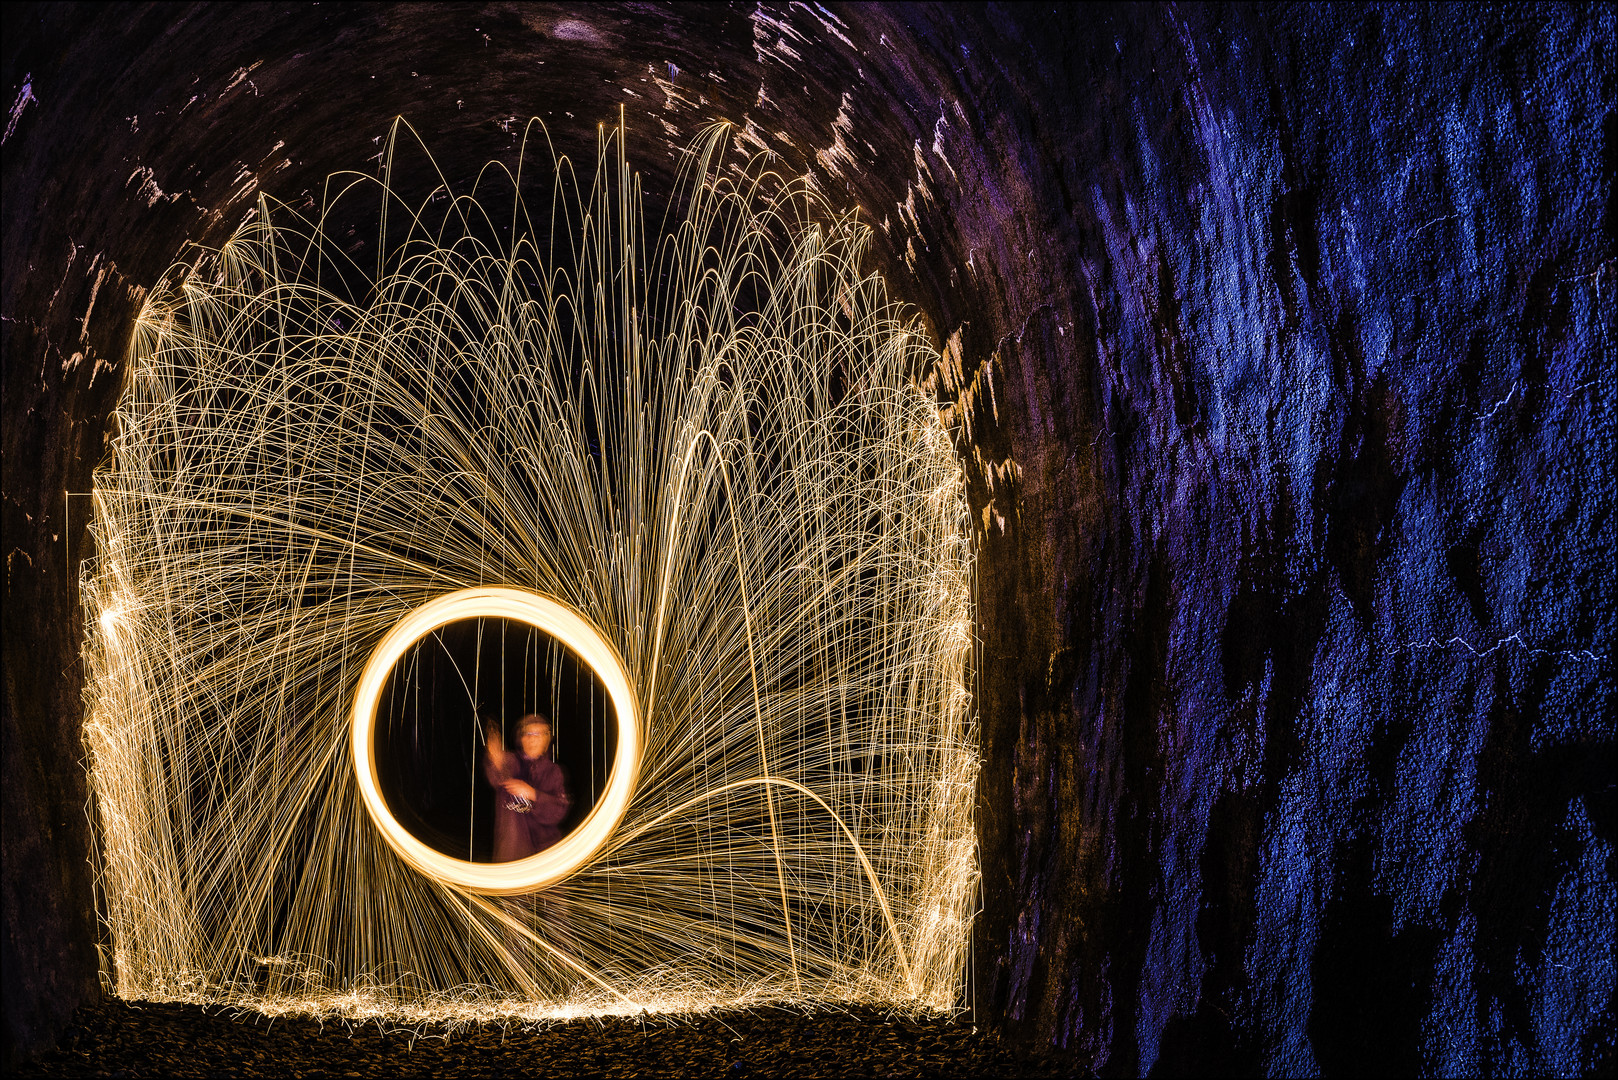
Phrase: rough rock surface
[{"left": 3, "top": 3, "right": 1612, "bottom": 1075}]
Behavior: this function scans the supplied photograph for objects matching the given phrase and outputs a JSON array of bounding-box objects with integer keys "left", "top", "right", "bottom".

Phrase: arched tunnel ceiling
[
  {"left": 3, "top": 3, "right": 999, "bottom": 356},
  {"left": 4, "top": 3, "right": 1613, "bottom": 1074}
]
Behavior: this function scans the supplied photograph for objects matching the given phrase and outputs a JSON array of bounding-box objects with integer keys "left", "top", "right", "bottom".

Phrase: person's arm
[
  {"left": 528, "top": 761, "right": 571, "bottom": 826},
  {"left": 482, "top": 724, "right": 515, "bottom": 786}
]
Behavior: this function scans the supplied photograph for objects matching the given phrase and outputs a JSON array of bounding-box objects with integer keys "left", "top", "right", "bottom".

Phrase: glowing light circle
[{"left": 350, "top": 586, "right": 641, "bottom": 894}]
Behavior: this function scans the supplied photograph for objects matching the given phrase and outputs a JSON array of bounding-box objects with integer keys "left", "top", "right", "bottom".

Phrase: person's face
[{"left": 520, "top": 725, "right": 551, "bottom": 759}]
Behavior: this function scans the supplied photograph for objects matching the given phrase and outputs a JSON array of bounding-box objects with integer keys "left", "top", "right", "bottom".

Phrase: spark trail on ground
[{"left": 82, "top": 117, "right": 977, "bottom": 1023}]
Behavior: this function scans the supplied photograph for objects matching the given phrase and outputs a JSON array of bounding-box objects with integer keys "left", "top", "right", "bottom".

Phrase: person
[
  {"left": 484, "top": 713, "right": 576, "bottom": 989},
  {"left": 483, "top": 713, "right": 571, "bottom": 862}
]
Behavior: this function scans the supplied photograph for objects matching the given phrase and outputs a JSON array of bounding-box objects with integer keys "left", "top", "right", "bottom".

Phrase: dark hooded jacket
[{"left": 483, "top": 749, "right": 570, "bottom": 861}]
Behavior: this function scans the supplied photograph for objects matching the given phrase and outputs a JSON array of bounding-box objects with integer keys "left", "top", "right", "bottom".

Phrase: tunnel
[{"left": 3, "top": 3, "right": 1613, "bottom": 1075}]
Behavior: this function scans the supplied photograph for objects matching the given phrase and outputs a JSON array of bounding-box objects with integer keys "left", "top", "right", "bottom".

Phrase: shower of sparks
[{"left": 81, "top": 117, "right": 977, "bottom": 1024}]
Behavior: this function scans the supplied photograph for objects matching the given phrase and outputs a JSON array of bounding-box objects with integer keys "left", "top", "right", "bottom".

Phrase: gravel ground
[{"left": 20, "top": 998, "right": 1083, "bottom": 1078}]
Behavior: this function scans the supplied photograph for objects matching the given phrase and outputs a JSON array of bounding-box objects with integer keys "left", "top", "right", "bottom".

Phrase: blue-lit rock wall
[
  {"left": 3, "top": 2, "right": 1611, "bottom": 1073},
  {"left": 930, "top": 6, "right": 1615, "bottom": 1074}
]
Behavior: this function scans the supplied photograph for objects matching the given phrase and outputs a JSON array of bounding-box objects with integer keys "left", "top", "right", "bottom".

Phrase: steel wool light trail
[
  {"left": 82, "top": 118, "right": 977, "bottom": 1023},
  {"left": 349, "top": 586, "right": 642, "bottom": 895}
]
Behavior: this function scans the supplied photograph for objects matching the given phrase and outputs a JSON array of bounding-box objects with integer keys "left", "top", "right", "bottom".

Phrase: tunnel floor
[{"left": 19, "top": 998, "right": 1079, "bottom": 1078}]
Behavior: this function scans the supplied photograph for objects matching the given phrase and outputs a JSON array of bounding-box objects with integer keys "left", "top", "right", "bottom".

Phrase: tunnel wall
[
  {"left": 4, "top": 3, "right": 1613, "bottom": 1073},
  {"left": 926, "top": 7, "right": 1616, "bottom": 1076}
]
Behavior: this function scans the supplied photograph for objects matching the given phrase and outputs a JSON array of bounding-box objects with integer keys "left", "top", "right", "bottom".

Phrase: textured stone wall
[
  {"left": 926, "top": 7, "right": 1615, "bottom": 1075},
  {"left": 4, "top": 3, "right": 1611, "bottom": 1073}
]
